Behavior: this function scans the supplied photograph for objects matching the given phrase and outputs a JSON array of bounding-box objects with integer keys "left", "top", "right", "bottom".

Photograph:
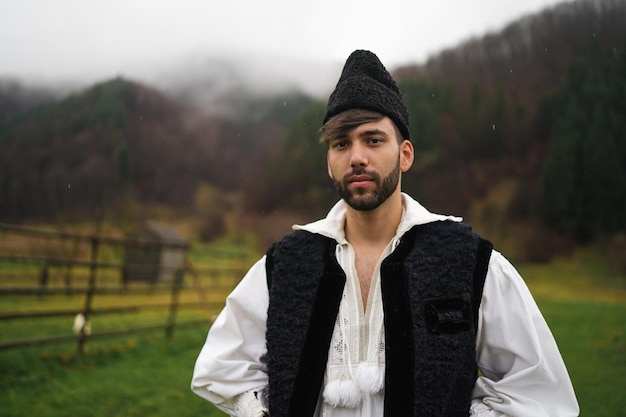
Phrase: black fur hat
[{"left": 323, "top": 50, "right": 410, "bottom": 141}]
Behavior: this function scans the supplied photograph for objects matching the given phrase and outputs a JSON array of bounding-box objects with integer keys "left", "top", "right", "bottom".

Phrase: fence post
[
  {"left": 64, "top": 264, "right": 73, "bottom": 296},
  {"left": 78, "top": 235, "right": 99, "bottom": 354},
  {"left": 165, "top": 268, "right": 184, "bottom": 341},
  {"left": 39, "top": 264, "right": 49, "bottom": 296},
  {"left": 65, "top": 237, "right": 80, "bottom": 295}
]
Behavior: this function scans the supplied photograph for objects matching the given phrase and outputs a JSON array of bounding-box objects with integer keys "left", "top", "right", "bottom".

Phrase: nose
[{"left": 349, "top": 143, "right": 368, "bottom": 167}]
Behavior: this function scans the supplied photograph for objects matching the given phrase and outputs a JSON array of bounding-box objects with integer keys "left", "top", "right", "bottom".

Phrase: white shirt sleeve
[
  {"left": 191, "top": 256, "right": 270, "bottom": 416},
  {"left": 470, "top": 251, "right": 579, "bottom": 416}
]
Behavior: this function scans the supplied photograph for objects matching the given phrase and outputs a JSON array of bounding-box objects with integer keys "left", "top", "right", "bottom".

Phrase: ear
[{"left": 400, "top": 140, "right": 414, "bottom": 172}]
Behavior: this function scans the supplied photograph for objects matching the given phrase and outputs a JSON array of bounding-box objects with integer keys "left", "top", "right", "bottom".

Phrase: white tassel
[
  {"left": 323, "top": 379, "right": 362, "bottom": 408},
  {"left": 355, "top": 363, "right": 385, "bottom": 394},
  {"left": 72, "top": 313, "right": 91, "bottom": 335}
]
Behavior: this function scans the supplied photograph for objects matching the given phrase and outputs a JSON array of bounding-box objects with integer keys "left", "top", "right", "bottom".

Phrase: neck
[{"left": 344, "top": 190, "right": 404, "bottom": 247}]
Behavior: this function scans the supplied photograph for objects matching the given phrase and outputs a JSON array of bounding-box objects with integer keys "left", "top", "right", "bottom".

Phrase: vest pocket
[{"left": 424, "top": 297, "right": 471, "bottom": 334}]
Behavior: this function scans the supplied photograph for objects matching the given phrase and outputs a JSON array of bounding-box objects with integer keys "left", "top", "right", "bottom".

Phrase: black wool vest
[{"left": 265, "top": 220, "right": 493, "bottom": 417}]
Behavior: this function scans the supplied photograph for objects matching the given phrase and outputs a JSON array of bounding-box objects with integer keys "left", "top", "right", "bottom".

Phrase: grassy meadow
[
  {"left": 0, "top": 242, "right": 624, "bottom": 417},
  {"left": 515, "top": 249, "right": 626, "bottom": 416}
]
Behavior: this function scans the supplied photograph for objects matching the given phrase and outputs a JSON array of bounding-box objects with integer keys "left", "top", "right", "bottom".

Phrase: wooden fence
[{"left": 0, "top": 223, "right": 251, "bottom": 353}]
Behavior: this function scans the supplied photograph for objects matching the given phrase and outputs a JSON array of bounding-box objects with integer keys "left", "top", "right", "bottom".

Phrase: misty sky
[{"left": 1, "top": 0, "right": 571, "bottom": 87}]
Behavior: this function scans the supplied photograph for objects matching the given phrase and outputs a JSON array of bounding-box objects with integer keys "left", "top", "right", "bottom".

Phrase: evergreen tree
[{"left": 540, "top": 39, "right": 626, "bottom": 238}]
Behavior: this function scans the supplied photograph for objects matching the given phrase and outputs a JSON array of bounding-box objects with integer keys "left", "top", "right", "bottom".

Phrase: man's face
[{"left": 326, "top": 117, "right": 412, "bottom": 211}]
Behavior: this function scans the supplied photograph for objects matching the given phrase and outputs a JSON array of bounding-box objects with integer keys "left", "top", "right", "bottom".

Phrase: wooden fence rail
[{"left": 0, "top": 223, "right": 249, "bottom": 353}]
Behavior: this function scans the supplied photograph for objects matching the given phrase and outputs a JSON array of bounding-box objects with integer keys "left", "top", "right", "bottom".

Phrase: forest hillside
[{"left": 0, "top": 0, "right": 624, "bottom": 262}]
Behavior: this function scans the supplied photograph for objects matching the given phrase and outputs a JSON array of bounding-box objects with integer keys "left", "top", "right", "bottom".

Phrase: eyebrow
[
  {"left": 330, "top": 127, "right": 391, "bottom": 143},
  {"left": 357, "top": 128, "right": 390, "bottom": 138}
]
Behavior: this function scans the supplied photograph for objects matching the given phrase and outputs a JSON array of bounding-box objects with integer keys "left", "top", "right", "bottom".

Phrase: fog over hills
[
  {"left": 0, "top": 0, "right": 625, "bottom": 265},
  {"left": 0, "top": 51, "right": 341, "bottom": 125},
  {"left": 145, "top": 52, "right": 342, "bottom": 118}
]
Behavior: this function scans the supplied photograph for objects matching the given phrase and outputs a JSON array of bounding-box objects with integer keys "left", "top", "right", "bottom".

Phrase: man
[{"left": 191, "top": 50, "right": 579, "bottom": 416}]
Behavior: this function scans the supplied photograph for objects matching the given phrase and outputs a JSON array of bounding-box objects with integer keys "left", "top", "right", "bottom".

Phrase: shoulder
[
  {"left": 265, "top": 231, "right": 336, "bottom": 287},
  {"left": 407, "top": 220, "right": 484, "bottom": 245},
  {"left": 267, "top": 230, "right": 333, "bottom": 258},
  {"left": 484, "top": 251, "right": 530, "bottom": 295},
  {"left": 403, "top": 221, "right": 493, "bottom": 275}
]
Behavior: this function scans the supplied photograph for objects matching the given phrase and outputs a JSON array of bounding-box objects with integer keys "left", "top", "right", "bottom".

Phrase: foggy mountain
[
  {"left": 141, "top": 53, "right": 341, "bottom": 120},
  {"left": 0, "top": 79, "right": 63, "bottom": 126},
  {"left": 0, "top": 75, "right": 316, "bottom": 221},
  {"left": 0, "top": 0, "right": 624, "bottom": 262}
]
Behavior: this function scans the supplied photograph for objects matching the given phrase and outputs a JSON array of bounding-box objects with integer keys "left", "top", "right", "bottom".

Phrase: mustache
[{"left": 342, "top": 168, "right": 381, "bottom": 183}]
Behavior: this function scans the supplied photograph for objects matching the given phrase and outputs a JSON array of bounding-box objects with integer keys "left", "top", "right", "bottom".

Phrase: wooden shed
[{"left": 124, "top": 222, "right": 188, "bottom": 284}]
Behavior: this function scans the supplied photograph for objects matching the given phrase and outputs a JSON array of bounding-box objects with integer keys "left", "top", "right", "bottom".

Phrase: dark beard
[{"left": 333, "top": 158, "right": 401, "bottom": 211}]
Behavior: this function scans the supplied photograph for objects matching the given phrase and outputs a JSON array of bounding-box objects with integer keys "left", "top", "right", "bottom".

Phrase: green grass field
[
  {"left": 0, "top": 328, "right": 224, "bottom": 417},
  {"left": 516, "top": 249, "right": 626, "bottom": 417},
  {"left": 1, "top": 246, "right": 624, "bottom": 417}
]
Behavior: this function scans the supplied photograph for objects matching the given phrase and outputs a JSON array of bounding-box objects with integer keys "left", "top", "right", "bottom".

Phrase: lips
[
  {"left": 348, "top": 174, "right": 373, "bottom": 183},
  {"left": 346, "top": 174, "right": 376, "bottom": 189}
]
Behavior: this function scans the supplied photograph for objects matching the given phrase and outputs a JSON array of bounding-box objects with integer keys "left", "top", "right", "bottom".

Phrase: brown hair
[{"left": 320, "top": 109, "right": 404, "bottom": 145}]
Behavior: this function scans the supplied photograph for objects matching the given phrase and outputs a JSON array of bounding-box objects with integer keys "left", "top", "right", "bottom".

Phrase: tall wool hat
[{"left": 323, "top": 50, "right": 410, "bottom": 141}]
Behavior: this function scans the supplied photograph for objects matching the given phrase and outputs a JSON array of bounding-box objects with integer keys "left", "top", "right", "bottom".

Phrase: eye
[
  {"left": 332, "top": 140, "right": 349, "bottom": 149},
  {"left": 368, "top": 137, "right": 383, "bottom": 145}
]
